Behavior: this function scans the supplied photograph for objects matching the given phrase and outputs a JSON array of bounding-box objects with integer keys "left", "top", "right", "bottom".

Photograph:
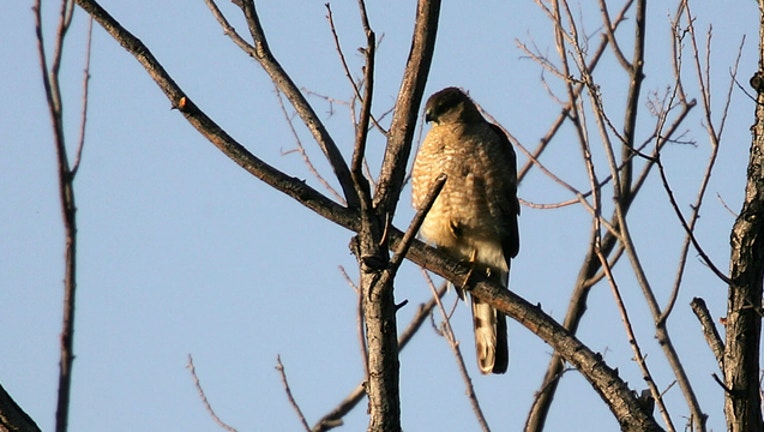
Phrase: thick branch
[
  {"left": 74, "top": 0, "right": 356, "bottom": 232},
  {"left": 373, "top": 0, "right": 440, "bottom": 216},
  {"left": 404, "top": 241, "right": 663, "bottom": 432}
]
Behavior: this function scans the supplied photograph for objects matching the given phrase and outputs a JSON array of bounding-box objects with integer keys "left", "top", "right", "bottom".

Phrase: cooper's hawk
[{"left": 412, "top": 87, "right": 519, "bottom": 375}]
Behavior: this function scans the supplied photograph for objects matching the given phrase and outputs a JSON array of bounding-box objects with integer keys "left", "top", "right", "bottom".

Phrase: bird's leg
[{"left": 459, "top": 248, "right": 479, "bottom": 291}]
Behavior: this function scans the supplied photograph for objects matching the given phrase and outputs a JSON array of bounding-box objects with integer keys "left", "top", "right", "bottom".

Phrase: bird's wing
[{"left": 488, "top": 123, "right": 520, "bottom": 262}]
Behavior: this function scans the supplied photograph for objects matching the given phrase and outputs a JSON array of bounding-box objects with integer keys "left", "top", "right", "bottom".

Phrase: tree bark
[
  {"left": 723, "top": 3, "right": 764, "bottom": 430},
  {"left": 0, "top": 383, "right": 42, "bottom": 432}
]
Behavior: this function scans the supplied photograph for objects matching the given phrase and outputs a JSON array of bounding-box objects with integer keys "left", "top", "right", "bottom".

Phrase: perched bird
[{"left": 412, "top": 87, "right": 520, "bottom": 374}]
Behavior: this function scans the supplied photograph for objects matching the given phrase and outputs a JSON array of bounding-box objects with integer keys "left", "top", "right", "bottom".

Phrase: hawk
[{"left": 412, "top": 87, "right": 520, "bottom": 375}]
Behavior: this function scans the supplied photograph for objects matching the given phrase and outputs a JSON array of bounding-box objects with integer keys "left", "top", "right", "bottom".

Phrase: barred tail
[{"left": 471, "top": 295, "right": 509, "bottom": 374}]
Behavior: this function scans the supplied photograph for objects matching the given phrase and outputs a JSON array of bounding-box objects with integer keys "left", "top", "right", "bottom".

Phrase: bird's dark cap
[{"left": 424, "top": 87, "right": 472, "bottom": 123}]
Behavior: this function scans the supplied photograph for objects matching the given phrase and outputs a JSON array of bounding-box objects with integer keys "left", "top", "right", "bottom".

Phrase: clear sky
[{"left": 1, "top": 1, "right": 758, "bottom": 431}]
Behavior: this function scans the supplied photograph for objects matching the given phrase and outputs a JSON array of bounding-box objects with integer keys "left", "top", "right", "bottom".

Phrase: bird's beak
[{"left": 425, "top": 110, "right": 434, "bottom": 123}]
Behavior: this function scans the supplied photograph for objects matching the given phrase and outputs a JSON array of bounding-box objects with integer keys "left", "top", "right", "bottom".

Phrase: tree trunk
[
  {"left": 352, "top": 218, "right": 401, "bottom": 432},
  {"left": 724, "top": 3, "right": 764, "bottom": 430}
]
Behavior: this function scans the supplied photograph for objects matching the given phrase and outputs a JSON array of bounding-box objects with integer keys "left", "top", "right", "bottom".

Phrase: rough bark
[
  {"left": 0, "top": 383, "right": 42, "bottom": 432},
  {"left": 723, "top": 3, "right": 764, "bottom": 429}
]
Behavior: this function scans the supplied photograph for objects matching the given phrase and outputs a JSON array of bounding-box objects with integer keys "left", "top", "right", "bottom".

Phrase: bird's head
[{"left": 424, "top": 87, "right": 481, "bottom": 124}]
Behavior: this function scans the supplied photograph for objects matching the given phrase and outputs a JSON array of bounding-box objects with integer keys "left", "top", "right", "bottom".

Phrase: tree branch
[
  {"left": 214, "top": 0, "right": 360, "bottom": 209},
  {"left": 34, "top": 2, "right": 86, "bottom": 431},
  {"left": 275, "top": 356, "right": 311, "bottom": 432},
  {"left": 689, "top": 298, "right": 725, "bottom": 372},
  {"left": 0, "top": 382, "right": 42, "bottom": 432},
  {"left": 373, "top": 0, "right": 440, "bottom": 217},
  {"left": 75, "top": 0, "right": 358, "bottom": 232},
  {"left": 187, "top": 355, "right": 239, "bottom": 432}
]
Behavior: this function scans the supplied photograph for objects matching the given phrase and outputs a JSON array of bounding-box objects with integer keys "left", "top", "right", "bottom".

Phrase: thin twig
[
  {"left": 654, "top": 156, "right": 732, "bottom": 285},
  {"left": 716, "top": 193, "right": 738, "bottom": 217},
  {"left": 338, "top": 265, "right": 368, "bottom": 377},
  {"left": 338, "top": 265, "right": 359, "bottom": 294},
  {"left": 324, "top": 3, "right": 386, "bottom": 134},
  {"left": 186, "top": 355, "right": 239, "bottom": 432},
  {"left": 349, "top": 0, "right": 376, "bottom": 209},
  {"left": 597, "top": 0, "right": 631, "bottom": 69},
  {"left": 516, "top": 0, "right": 631, "bottom": 183},
  {"left": 595, "top": 249, "right": 676, "bottom": 432},
  {"left": 72, "top": 16, "right": 93, "bottom": 176},
  {"left": 274, "top": 85, "right": 346, "bottom": 205},
  {"left": 275, "top": 355, "right": 312, "bottom": 432}
]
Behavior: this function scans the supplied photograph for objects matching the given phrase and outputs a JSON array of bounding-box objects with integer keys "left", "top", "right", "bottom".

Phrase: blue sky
[{"left": 1, "top": 1, "right": 758, "bottom": 431}]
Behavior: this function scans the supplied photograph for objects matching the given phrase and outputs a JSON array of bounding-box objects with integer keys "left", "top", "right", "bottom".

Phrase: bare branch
[
  {"left": 597, "top": 0, "right": 632, "bottom": 69},
  {"left": 373, "top": 0, "right": 440, "bottom": 216},
  {"left": 349, "top": 1, "right": 376, "bottom": 207},
  {"left": 34, "top": 2, "right": 83, "bottom": 431},
  {"left": 654, "top": 155, "right": 732, "bottom": 285},
  {"left": 71, "top": 16, "right": 93, "bottom": 176},
  {"left": 204, "top": 0, "right": 256, "bottom": 53},
  {"left": 187, "top": 355, "right": 239, "bottom": 432},
  {"left": 324, "top": 3, "right": 387, "bottom": 135},
  {"left": 236, "top": 0, "right": 360, "bottom": 208},
  {"left": 274, "top": 85, "right": 346, "bottom": 205},
  {"left": 595, "top": 249, "right": 676, "bottom": 431},
  {"left": 275, "top": 356, "right": 312, "bottom": 432},
  {"left": 76, "top": 0, "right": 358, "bottom": 232},
  {"left": 690, "top": 298, "right": 725, "bottom": 372},
  {"left": 387, "top": 174, "right": 446, "bottom": 276}
]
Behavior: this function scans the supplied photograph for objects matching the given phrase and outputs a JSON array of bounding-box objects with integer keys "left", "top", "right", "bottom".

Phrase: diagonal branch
[
  {"left": 187, "top": 355, "right": 239, "bottom": 432},
  {"left": 690, "top": 298, "right": 725, "bottom": 372},
  {"left": 373, "top": 0, "right": 440, "bottom": 216},
  {"left": 406, "top": 239, "right": 664, "bottom": 432},
  {"left": 230, "top": 0, "right": 360, "bottom": 209},
  {"left": 275, "top": 356, "right": 311, "bottom": 432},
  {"left": 0, "top": 382, "right": 42, "bottom": 432},
  {"left": 75, "top": 0, "right": 357, "bottom": 233}
]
